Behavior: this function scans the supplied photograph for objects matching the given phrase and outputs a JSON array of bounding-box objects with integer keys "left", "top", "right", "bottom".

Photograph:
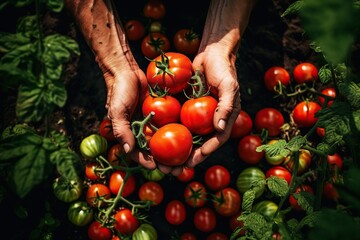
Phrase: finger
[
  {"left": 186, "top": 148, "right": 207, "bottom": 168},
  {"left": 157, "top": 164, "right": 173, "bottom": 174},
  {"left": 171, "top": 166, "right": 184, "bottom": 176},
  {"left": 129, "top": 150, "right": 157, "bottom": 170}
]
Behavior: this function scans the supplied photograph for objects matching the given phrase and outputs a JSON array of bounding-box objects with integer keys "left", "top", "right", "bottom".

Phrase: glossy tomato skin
[
  {"left": 264, "top": 66, "right": 290, "bottom": 92},
  {"left": 177, "top": 166, "right": 195, "bottom": 182},
  {"left": 316, "top": 127, "right": 325, "bottom": 138},
  {"left": 265, "top": 166, "right": 292, "bottom": 185},
  {"left": 132, "top": 223, "right": 158, "bottom": 240},
  {"left": 109, "top": 170, "right": 136, "bottom": 197},
  {"left": 124, "top": 19, "right": 145, "bottom": 41},
  {"left": 113, "top": 208, "right": 139, "bottom": 235},
  {"left": 165, "top": 200, "right": 187, "bottom": 225},
  {"left": 293, "top": 62, "right": 319, "bottom": 84},
  {"left": 142, "top": 95, "right": 181, "bottom": 128},
  {"left": 254, "top": 108, "right": 284, "bottom": 137},
  {"left": 237, "top": 135, "right": 264, "bottom": 165},
  {"left": 253, "top": 200, "right": 278, "bottom": 219},
  {"left": 289, "top": 184, "right": 314, "bottom": 211},
  {"left": 146, "top": 52, "right": 193, "bottom": 94},
  {"left": 143, "top": 0, "right": 166, "bottom": 19},
  {"left": 318, "top": 87, "right": 336, "bottom": 107},
  {"left": 236, "top": 167, "right": 266, "bottom": 199},
  {"left": 293, "top": 101, "right": 321, "bottom": 128},
  {"left": 327, "top": 153, "right": 343, "bottom": 171},
  {"left": 206, "top": 232, "right": 228, "bottom": 240},
  {"left": 184, "top": 181, "right": 207, "bottom": 208},
  {"left": 173, "top": 29, "right": 200, "bottom": 55},
  {"left": 88, "top": 221, "right": 112, "bottom": 240},
  {"left": 138, "top": 181, "right": 164, "bottom": 205},
  {"left": 204, "top": 165, "right": 231, "bottom": 191},
  {"left": 230, "top": 110, "right": 253, "bottom": 138},
  {"left": 284, "top": 149, "right": 312, "bottom": 175},
  {"left": 67, "top": 201, "right": 94, "bottom": 227},
  {"left": 149, "top": 123, "right": 193, "bottom": 166},
  {"left": 99, "top": 118, "right": 116, "bottom": 142},
  {"left": 80, "top": 134, "right": 108, "bottom": 159},
  {"left": 213, "top": 187, "right": 241, "bottom": 217},
  {"left": 265, "top": 139, "right": 286, "bottom": 165},
  {"left": 85, "top": 162, "right": 102, "bottom": 181},
  {"left": 107, "top": 143, "right": 125, "bottom": 166},
  {"left": 86, "top": 183, "right": 111, "bottom": 207},
  {"left": 193, "top": 207, "right": 217, "bottom": 232},
  {"left": 141, "top": 32, "right": 170, "bottom": 59},
  {"left": 180, "top": 232, "right": 197, "bottom": 240},
  {"left": 180, "top": 96, "right": 218, "bottom": 135},
  {"left": 141, "top": 167, "right": 165, "bottom": 181},
  {"left": 53, "top": 176, "right": 83, "bottom": 203}
]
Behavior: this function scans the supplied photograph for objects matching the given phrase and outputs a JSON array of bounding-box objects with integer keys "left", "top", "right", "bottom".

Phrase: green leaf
[
  {"left": 336, "top": 167, "right": 360, "bottom": 211},
  {"left": 16, "top": 15, "right": 39, "bottom": 38},
  {"left": 281, "top": 0, "right": 304, "bottom": 18},
  {"left": 318, "top": 65, "right": 332, "bottom": 85},
  {"left": 50, "top": 149, "right": 80, "bottom": 180},
  {"left": 43, "top": 0, "right": 64, "bottom": 12},
  {"left": 0, "top": 64, "right": 35, "bottom": 89},
  {"left": 285, "top": 136, "right": 307, "bottom": 153},
  {"left": 256, "top": 139, "right": 289, "bottom": 157},
  {"left": 0, "top": 32, "right": 30, "bottom": 53},
  {"left": 296, "top": 211, "right": 321, "bottom": 230},
  {"left": 242, "top": 212, "right": 273, "bottom": 239},
  {"left": 267, "top": 176, "right": 289, "bottom": 197},
  {"left": 242, "top": 189, "right": 256, "bottom": 213},
  {"left": 338, "top": 81, "right": 360, "bottom": 108},
  {"left": 292, "top": 191, "right": 314, "bottom": 215}
]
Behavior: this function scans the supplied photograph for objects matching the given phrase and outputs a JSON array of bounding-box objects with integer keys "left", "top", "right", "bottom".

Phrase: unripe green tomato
[
  {"left": 67, "top": 201, "right": 94, "bottom": 227},
  {"left": 53, "top": 176, "right": 83, "bottom": 203},
  {"left": 141, "top": 168, "right": 165, "bottom": 181},
  {"left": 265, "top": 139, "right": 286, "bottom": 165},
  {"left": 80, "top": 134, "right": 108, "bottom": 159},
  {"left": 132, "top": 223, "right": 158, "bottom": 240},
  {"left": 236, "top": 167, "right": 266, "bottom": 199},
  {"left": 253, "top": 200, "right": 278, "bottom": 219}
]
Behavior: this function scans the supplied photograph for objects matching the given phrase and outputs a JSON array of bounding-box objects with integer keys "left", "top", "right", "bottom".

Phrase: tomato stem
[{"left": 131, "top": 111, "right": 155, "bottom": 150}]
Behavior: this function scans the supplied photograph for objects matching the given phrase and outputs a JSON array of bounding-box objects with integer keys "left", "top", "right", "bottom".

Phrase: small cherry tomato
[
  {"left": 88, "top": 221, "right": 112, "bottom": 240},
  {"left": 264, "top": 139, "right": 286, "bottom": 165},
  {"left": 265, "top": 166, "right": 292, "bottom": 185},
  {"left": 327, "top": 153, "right": 343, "bottom": 171},
  {"left": 177, "top": 166, "right": 195, "bottom": 182},
  {"left": 113, "top": 208, "right": 139, "bottom": 235},
  {"left": 264, "top": 66, "right": 290, "bottom": 92},
  {"left": 213, "top": 187, "right": 241, "bottom": 217},
  {"left": 284, "top": 149, "right": 312, "bottom": 175},
  {"left": 86, "top": 183, "right": 111, "bottom": 207},
  {"left": 173, "top": 29, "right": 200, "bottom": 55},
  {"left": 184, "top": 181, "right": 207, "bottom": 208},
  {"left": 193, "top": 207, "right": 217, "bottom": 232},
  {"left": 318, "top": 87, "right": 336, "bottom": 107},
  {"left": 204, "top": 165, "right": 231, "bottom": 191},
  {"left": 293, "top": 101, "right": 321, "bottom": 128},
  {"left": 141, "top": 32, "right": 170, "bottom": 59},
  {"left": 293, "top": 62, "right": 319, "bottom": 84},
  {"left": 165, "top": 200, "right": 187, "bottom": 225},
  {"left": 237, "top": 135, "right": 264, "bottom": 165},
  {"left": 109, "top": 170, "right": 136, "bottom": 197},
  {"left": 143, "top": 0, "right": 166, "bottom": 19},
  {"left": 254, "top": 107, "right": 285, "bottom": 137},
  {"left": 124, "top": 19, "right": 145, "bottom": 41},
  {"left": 138, "top": 181, "right": 164, "bottom": 205},
  {"left": 230, "top": 110, "right": 253, "bottom": 139},
  {"left": 99, "top": 117, "right": 116, "bottom": 142}
]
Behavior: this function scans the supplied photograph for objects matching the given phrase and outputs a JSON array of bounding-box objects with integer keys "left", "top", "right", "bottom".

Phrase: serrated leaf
[
  {"left": 242, "top": 189, "right": 256, "bottom": 213},
  {"left": 16, "top": 15, "right": 39, "bottom": 38},
  {"left": 285, "top": 136, "right": 307, "bottom": 152},
  {"left": 50, "top": 149, "right": 80, "bottom": 180},
  {"left": 297, "top": 211, "right": 321, "bottom": 230},
  {"left": 281, "top": 0, "right": 304, "bottom": 18},
  {"left": 338, "top": 81, "right": 360, "bottom": 108},
  {"left": 267, "top": 176, "right": 289, "bottom": 197},
  {"left": 256, "top": 139, "right": 288, "bottom": 157},
  {"left": 292, "top": 191, "right": 314, "bottom": 215},
  {"left": 318, "top": 65, "right": 332, "bottom": 85},
  {"left": 242, "top": 212, "right": 273, "bottom": 239}
]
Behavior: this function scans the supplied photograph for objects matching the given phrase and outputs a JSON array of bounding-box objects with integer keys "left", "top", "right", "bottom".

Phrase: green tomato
[
  {"left": 141, "top": 168, "right": 165, "bottom": 181},
  {"left": 53, "top": 176, "right": 83, "bottom": 203},
  {"left": 236, "top": 167, "right": 266, "bottom": 199},
  {"left": 67, "top": 201, "right": 94, "bottom": 227},
  {"left": 80, "top": 134, "right": 108, "bottom": 159},
  {"left": 132, "top": 223, "right": 158, "bottom": 240},
  {"left": 253, "top": 200, "right": 278, "bottom": 219},
  {"left": 265, "top": 140, "right": 286, "bottom": 165}
]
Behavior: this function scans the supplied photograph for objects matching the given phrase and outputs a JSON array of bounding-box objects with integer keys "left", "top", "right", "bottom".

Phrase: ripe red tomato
[
  {"left": 323, "top": 181, "right": 339, "bottom": 201},
  {"left": 99, "top": 117, "right": 116, "bottom": 142},
  {"left": 265, "top": 166, "right": 292, "bottom": 185},
  {"left": 193, "top": 207, "right": 217, "bottom": 232},
  {"left": 142, "top": 95, "right": 181, "bottom": 128},
  {"left": 264, "top": 66, "right": 290, "bottom": 92},
  {"left": 109, "top": 170, "right": 136, "bottom": 197},
  {"left": 254, "top": 108, "right": 285, "bottom": 137},
  {"left": 180, "top": 96, "right": 218, "bottom": 135},
  {"left": 289, "top": 184, "right": 314, "bottom": 211},
  {"left": 86, "top": 183, "right": 111, "bottom": 207},
  {"left": 184, "top": 181, "right": 207, "bottom": 208},
  {"left": 176, "top": 166, "right": 195, "bottom": 182},
  {"left": 88, "top": 221, "right": 112, "bottom": 240},
  {"left": 138, "top": 181, "right": 164, "bottom": 205},
  {"left": 85, "top": 162, "right": 101, "bottom": 181},
  {"left": 229, "top": 212, "right": 245, "bottom": 236},
  {"left": 165, "top": 200, "right": 187, "bottom": 225},
  {"left": 143, "top": 0, "right": 166, "bottom": 19},
  {"left": 327, "top": 153, "right": 343, "bottom": 171},
  {"left": 204, "top": 165, "right": 231, "bottom": 191},
  {"left": 113, "top": 208, "right": 139, "bottom": 234},
  {"left": 293, "top": 101, "right": 321, "bottom": 128},
  {"left": 107, "top": 143, "right": 125, "bottom": 166},
  {"left": 180, "top": 232, "right": 197, "bottom": 240},
  {"left": 146, "top": 52, "right": 193, "bottom": 94},
  {"left": 318, "top": 87, "right": 336, "bottom": 107},
  {"left": 230, "top": 110, "right": 253, "bottom": 138},
  {"left": 293, "top": 62, "right": 319, "bottom": 84},
  {"left": 141, "top": 32, "right": 170, "bottom": 59},
  {"left": 284, "top": 149, "right": 312, "bottom": 175},
  {"left": 213, "top": 187, "right": 241, "bottom": 217},
  {"left": 149, "top": 123, "right": 193, "bottom": 166},
  {"left": 173, "top": 29, "right": 200, "bottom": 55},
  {"left": 124, "top": 19, "right": 145, "bottom": 41},
  {"left": 237, "top": 135, "right": 264, "bottom": 165},
  {"left": 316, "top": 127, "right": 325, "bottom": 138},
  {"left": 206, "top": 232, "right": 228, "bottom": 240}
]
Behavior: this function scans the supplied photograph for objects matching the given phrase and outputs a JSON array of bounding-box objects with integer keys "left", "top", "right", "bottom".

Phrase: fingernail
[
  {"left": 218, "top": 119, "right": 226, "bottom": 130},
  {"left": 123, "top": 143, "right": 130, "bottom": 153}
]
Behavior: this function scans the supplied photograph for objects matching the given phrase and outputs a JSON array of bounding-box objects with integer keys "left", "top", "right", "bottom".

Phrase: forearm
[{"left": 199, "top": 0, "right": 256, "bottom": 54}]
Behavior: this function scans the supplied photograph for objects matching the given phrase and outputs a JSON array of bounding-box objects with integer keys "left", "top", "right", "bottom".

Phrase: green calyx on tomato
[
  {"left": 80, "top": 134, "right": 108, "bottom": 159},
  {"left": 53, "top": 176, "right": 83, "bottom": 203},
  {"left": 67, "top": 201, "right": 94, "bottom": 227}
]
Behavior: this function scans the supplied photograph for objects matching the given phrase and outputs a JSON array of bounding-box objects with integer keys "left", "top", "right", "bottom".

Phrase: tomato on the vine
[
  {"left": 88, "top": 221, "right": 112, "bottom": 240},
  {"left": 86, "top": 183, "right": 111, "bottom": 207},
  {"left": 293, "top": 101, "right": 321, "bottom": 128},
  {"left": 327, "top": 153, "right": 343, "bottom": 171},
  {"left": 318, "top": 87, "right": 336, "bottom": 107},
  {"left": 173, "top": 29, "right": 200, "bottom": 55},
  {"left": 289, "top": 184, "right": 314, "bottom": 211},
  {"left": 254, "top": 107, "right": 284, "bottom": 137},
  {"left": 293, "top": 62, "right": 319, "bottom": 84},
  {"left": 204, "top": 165, "right": 231, "bottom": 191},
  {"left": 193, "top": 207, "right": 217, "bottom": 232},
  {"left": 264, "top": 66, "right": 290, "bottom": 92},
  {"left": 124, "top": 19, "right": 145, "bottom": 41},
  {"left": 149, "top": 123, "right": 193, "bottom": 166},
  {"left": 146, "top": 52, "right": 193, "bottom": 94},
  {"left": 236, "top": 167, "right": 266, "bottom": 199},
  {"left": 80, "top": 134, "right": 108, "bottom": 159},
  {"left": 284, "top": 149, "right": 312, "bottom": 175},
  {"left": 138, "top": 181, "right": 164, "bottom": 205},
  {"left": 113, "top": 208, "right": 139, "bottom": 235},
  {"left": 142, "top": 95, "right": 181, "bottom": 128},
  {"left": 99, "top": 117, "right": 116, "bottom": 142},
  {"left": 265, "top": 139, "right": 286, "bottom": 165},
  {"left": 184, "top": 181, "right": 207, "bottom": 208},
  {"left": 237, "top": 135, "right": 264, "bottom": 165},
  {"left": 265, "top": 166, "right": 292, "bottom": 185},
  {"left": 85, "top": 162, "right": 102, "bottom": 181},
  {"left": 67, "top": 201, "right": 94, "bottom": 227},
  {"left": 53, "top": 176, "right": 83, "bottom": 203},
  {"left": 213, "top": 187, "right": 241, "bottom": 217},
  {"left": 180, "top": 232, "right": 197, "bottom": 240},
  {"left": 323, "top": 181, "right": 339, "bottom": 201},
  {"left": 180, "top": 95, "right": 218, "bottom": 135},
  {"left": 141, "top": 32, "right": 170, "bottom": 59},
  {"left": 176, "top": 166, "right": 195, "bottom": 182},
  {"left": 165, "top": 200, "right": 187, "bottom": 225},
  {"left": 143, "top": 0, "right": 166, "bottom": 19},
  {"left": 109, "top": 170, "right": 136, "bottom": 197},
  {"left": 316, "top": 127, "right": 325, "bottom": 138},
  {"left": 230, "top": 110, "right": 253, "bottom": 139},
  {"left": 253, "top": 200, "right": 278, "bottom": 219},
  {"left": 132, "top": 223, "right": 158, "bottom": 240}
]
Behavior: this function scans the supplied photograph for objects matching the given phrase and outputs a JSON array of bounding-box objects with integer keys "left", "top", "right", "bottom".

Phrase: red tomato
[
  {"left": 318, "top": 87, "right": 336, "bottom": 107},
  {"left": 184, "top": 181, "right": 207, "bottom": 208},
  {"left": 327, "top": 153, "right": 343, "bottom": 171},
  {"left": 88, "top": 221, "right": 112, "bottom": 240},
  {"left": 316, "top": 127, "right": 325, "bottom": 138},
  {"left": 142, "top": 95, "right": 181, "bottom": 127},
  {"left": 289, "top": 184, "right": 314, "bottom": 211},
  {"left": 229, "top": 212, "right": 245, "bottom": 236},
  {"left": 265, "top": 166, "right": 292, "bottom": 185},
  {"left": 204, "top": 165, "right": 231, "bottom": 191},
  {"left": 109, "top": 170, "right": 136, "bottom": 197},
  {"left": 107, "top": 143, "right": 125, "bottom": 166},
  {"left": 173, "top": 29, "right": 200, "bottom": 55},
  {"left": 293, "top": 62, "right": 319, "bottom": 84},
  {"left": 193, "top": 207, "right": 217, "bottom": 232},
  {"left": 99, "top": 117, "right": 116, "bottom": 142},
  {"left": 113, "top": 208, "right": 139, "bottom": 235},
  {"left": 146, "top": 52, "right": 193, "bottom": 94},
  {"left": 254, "top": 108, "right": 285, "bottom": 137},
  {"left": 141, "top": 32, "right": 170, "bottom": 59},
  {"left": 323, "top": 181, "right": 339, "bottom": 201},
  {"left": 180, "top": 232, "right": 197, "bottom": 240},
  {"left": 165, "top": 200, "right": 187, "bottom": 225},
  {"left": 237, "top": 135, "right": 264, "bottom": 165},
  {"left": 149, "top": 123, "right": 193, "bottom": 166},
  {"left": 284, "top": 149, "right": 312, "bottom": 175},
  {"left": 293, "top": 101, "right": 321, "bottom": 128},
  {"left": 180, "top": 96, "right": 218, "bottom": 135},
  {"left": 85, "top": 162, "right": 101, "bottom": 181},
  {"left": 264, "top": 66, "right": 290, "bottom": 92},
  {"left": 138, "top": 181, "right": 164, "bottom": 205},
  {"left": 143, "top": 0, "right": 166, "bottom": 19},
  {"left": 124, "top": 19, "right": 145, "bottom": 41},
  {"left": 176, "top": 166, "right": 195, "bottom": 182},
  {"left": 206, "top": 232, "right": 228, "bottom": 240},
  {"left": 213, "top": 187, "right": 241, "bottom": 217},
  {"left": 86, "top": 183, "right": 111, "bottom": 207},
  {"left": 230, "top": 110, "right": 253, "bottom": 138}
]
